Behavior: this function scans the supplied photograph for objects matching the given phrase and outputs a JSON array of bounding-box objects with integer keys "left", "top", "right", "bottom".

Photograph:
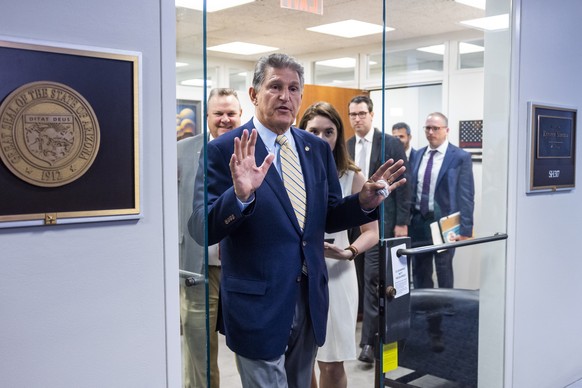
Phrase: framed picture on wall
[
  {"left": 0, "top": 38, "right": 141, "bottom": 228},
  {"left": 459, "top": 119, "right": 483, "bottom": 162},
  {"left": 176, "top": 99, "right": 201, "bottom": 140},
  {"left": 527, "top": 102, "right": 576, "bottom": 193}
]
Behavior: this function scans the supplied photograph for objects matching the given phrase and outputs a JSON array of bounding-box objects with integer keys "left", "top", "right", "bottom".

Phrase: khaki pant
[{"left": 180, "top": 266, "right": 221, "bottom": 388}]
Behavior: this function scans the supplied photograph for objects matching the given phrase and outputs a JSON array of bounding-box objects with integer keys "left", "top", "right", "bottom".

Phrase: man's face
[
  {"left": 207, "top": 94, "right": 242, "bottom": 138},
  {"left": 249, "top": 66, "right": 302, "bottom": 134},
  {"left": 392, "top": 127, "right": 411, "bottom": 151},
  {"left": 348, "top": 102, "right": 374, "bottom": 137},
  {"left": 424, "top": 114, "right": 449, "bottom": 148}
]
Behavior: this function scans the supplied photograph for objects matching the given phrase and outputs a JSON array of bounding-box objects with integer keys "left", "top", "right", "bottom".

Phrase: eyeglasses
[
  {"left": 423, "top": 125, "right": 445, "bottom": 132},
  {"left": 348, "top": 111, "right": 369, "bottom": 119}
]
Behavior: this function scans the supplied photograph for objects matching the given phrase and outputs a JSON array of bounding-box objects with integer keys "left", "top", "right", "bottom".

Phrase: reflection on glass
[
  {"left": 459, "top": 39, "right": 485, "bottom": 69},
  {"left": 368, "top": 48, "right": 444, "bottom": 82},
  {"left": 314, "top": 57, "right": 356, "bottom": 86}
]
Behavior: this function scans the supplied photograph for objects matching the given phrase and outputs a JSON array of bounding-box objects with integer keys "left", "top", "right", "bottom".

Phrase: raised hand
[
  {"left": 229, "top": 128, "right": 275, "bottom": 201},
  {"left": 358, "top": 158, "right": 407, "bottom": 211}
]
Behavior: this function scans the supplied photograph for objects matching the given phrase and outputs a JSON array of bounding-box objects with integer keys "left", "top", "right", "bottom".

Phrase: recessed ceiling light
[
  {"left": 207, "top": 42, "right": 278, "bottom": 56},
  {"left": 181, "top": 79, "right": 212, "bottom": 87},
  {"left": 175, "top": 0, "right": 255, "bottom": 13},
  {"left": 316, "top": 57, "right": 356, "bottom": 69},
  {"left": 176, "top": 62, "right": 188, "bottom": 68},
  {"left": 455, "top": 0, "right": 486, "bottom": 10},
  {"left": 307, "top": 20, "right": 394, "bottom": 38},
  {"left": 460, "top": 14, "right": 509, "bottom": 31},
  {"left": 417, "top": 42, "right": 485, "bottom": 55}
]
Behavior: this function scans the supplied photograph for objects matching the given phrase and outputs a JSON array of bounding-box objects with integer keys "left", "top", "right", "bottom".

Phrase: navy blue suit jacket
[
  {"left": 190, "top": 119, "right": 377, "bottom": 360},
  {"left": 409, "top": 143, "right": 474, "bottom": 237}
]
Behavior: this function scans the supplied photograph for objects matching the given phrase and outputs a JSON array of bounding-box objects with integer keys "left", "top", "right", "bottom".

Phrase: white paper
[{"left": 390, "top": 243, "right": 409, "bottom": 298}]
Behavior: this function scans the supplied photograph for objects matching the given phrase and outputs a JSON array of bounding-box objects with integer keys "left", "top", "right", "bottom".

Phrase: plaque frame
[
  {"left": 527, "top": 102, "right": 577, "bottom": 194},
  {"left": 0, "top": 37, "right": 141, "bottom": 228}
]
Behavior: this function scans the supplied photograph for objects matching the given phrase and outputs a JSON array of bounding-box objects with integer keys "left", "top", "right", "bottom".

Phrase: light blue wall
[
  {"left": 0, "top": 1, "right": 180, "bottom": 387},
  {"left": 507, "top": 0, "right": 582, "bottom": 387}
]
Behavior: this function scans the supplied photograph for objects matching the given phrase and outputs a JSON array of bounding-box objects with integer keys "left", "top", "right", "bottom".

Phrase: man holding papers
[{"left": 408, "top": 112, "right": 475, "bottom": 351}]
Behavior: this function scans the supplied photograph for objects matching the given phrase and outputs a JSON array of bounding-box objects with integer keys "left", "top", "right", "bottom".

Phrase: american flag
[{"left": 459, "top": 120, "right": 483, "bottom": 148}]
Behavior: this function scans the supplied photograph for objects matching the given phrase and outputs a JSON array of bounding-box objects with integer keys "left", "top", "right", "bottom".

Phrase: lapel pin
[{"left": 305, "top": 146, "right": 310, "bottom": 152}]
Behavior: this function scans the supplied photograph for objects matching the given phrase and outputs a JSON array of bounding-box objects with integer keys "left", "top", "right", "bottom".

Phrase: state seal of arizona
[{"left": 0, "top": 81, "right": 100, "bottom": 187}]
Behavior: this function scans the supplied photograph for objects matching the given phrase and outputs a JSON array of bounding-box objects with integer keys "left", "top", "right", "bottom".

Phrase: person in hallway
[
  {"left": 391, "top": 122, "right": 414, "bottom": 161},
  {"left": 298, "top": 102, "right": 379, "bottom": 388},
  {"left": 178, "top": 88, "right": 242, "bottom": 388},
  {"left": 189, "top": 53, "right": 407, "bottom": 388},
  {"left": 408, "top": 111, "right": 475, "bottom": 352},
  {"left": 346, "top": 95, "right": 411, "bottom": 364}
]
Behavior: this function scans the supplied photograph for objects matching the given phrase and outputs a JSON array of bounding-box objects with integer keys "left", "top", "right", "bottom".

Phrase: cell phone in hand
[{"left": 324, "top": 238, "right": 335, "bottom": 244}]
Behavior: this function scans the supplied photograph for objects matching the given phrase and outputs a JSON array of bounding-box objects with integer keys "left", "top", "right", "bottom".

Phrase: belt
[{"left": 413, "top": 208, "right": 434, "bottom": 220}]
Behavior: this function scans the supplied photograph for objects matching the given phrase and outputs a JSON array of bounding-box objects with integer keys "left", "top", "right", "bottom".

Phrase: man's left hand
[{"left": 359, "top": 158, "right": 406, "bottom": 211}]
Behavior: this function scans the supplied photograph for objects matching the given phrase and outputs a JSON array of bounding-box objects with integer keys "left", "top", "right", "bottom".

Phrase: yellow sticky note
[{"left": 382, "top": 342, "right": 398, "bottom": 372}]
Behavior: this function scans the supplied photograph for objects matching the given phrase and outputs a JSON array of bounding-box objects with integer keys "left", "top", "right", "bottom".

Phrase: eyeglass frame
[
  {"left": 423, "top": 125, "right": 446, "bottom": 132},
  {"left": 348, "top": 111, "right": 369, "bottom": 119}
]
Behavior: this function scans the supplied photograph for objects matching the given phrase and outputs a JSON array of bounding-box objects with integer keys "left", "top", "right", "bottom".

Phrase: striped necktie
[{"left": 276, "top": 134, "right": 306, "bottom": 230}]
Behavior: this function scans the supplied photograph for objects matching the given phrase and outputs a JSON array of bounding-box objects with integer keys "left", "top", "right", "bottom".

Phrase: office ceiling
[{"left": 176, "top": 0, "right": 485, "bottom": 80}]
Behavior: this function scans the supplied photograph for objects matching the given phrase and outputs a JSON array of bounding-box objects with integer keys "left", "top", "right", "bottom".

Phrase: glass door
[{"left": 176, "top": 0, "right": 511, "bottom": 386}]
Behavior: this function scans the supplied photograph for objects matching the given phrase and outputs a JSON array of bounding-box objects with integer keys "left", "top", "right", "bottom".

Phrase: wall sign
[
  {"left": 0, "top": 38, "right": 141, "bottom": 228},
  {"left": 527, "top": 102, "right": 576, "bottom": 193}
]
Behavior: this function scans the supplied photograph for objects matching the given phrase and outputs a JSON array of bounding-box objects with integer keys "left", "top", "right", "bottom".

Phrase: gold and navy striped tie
[{"left": 276, "top": 134, "right": 306, "bottom": 230}]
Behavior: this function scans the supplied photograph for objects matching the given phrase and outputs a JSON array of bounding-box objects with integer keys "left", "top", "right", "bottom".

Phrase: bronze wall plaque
[
  {"left": 0, "top": 81, "right": 101, "bottom": 187},
  {"left": 0, "top": 39, "right": 140, "bottom": 228}
]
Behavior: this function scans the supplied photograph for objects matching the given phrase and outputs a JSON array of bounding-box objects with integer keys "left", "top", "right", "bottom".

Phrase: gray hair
[{"left": 252, "top": 53, "right": 304, "bottom": 91}]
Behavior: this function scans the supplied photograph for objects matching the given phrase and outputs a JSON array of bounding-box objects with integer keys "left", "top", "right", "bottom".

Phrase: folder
[{"left": 430, "top": 211, "right": 461, "bottom": 246}]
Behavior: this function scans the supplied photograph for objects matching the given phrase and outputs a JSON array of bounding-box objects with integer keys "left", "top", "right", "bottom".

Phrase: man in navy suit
[
  {"left": 189, "top": 53, "right": 406, "bottom": 388},
  {"left": 409, "top": 111, "right": 474, "bottom": 351}
]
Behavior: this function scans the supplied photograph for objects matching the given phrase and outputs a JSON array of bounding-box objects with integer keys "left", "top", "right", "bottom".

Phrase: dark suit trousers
[
  {"left": 410, "top": 211, "right": 455, "bottom": 289},
  {"left": 360, "top": 244, "right": 380, "bottom": 347}
]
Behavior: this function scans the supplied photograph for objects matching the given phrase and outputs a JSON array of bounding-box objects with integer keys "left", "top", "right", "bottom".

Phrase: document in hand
[{"left": 430, "top": 211, "right": 461, "bottom": 245}]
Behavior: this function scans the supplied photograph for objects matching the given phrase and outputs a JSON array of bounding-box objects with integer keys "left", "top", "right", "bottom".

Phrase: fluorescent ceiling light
[
  {"left": 316, "top": 57, "right": 356, "bottom": 68},
  {"left": 307, "top": 20, "right": 394, "bottom": 38},
  {"left": 175, "top": 0, "right": 254, "bottom": 12},
  {"left": 176, "top": 62, "right": 188, "bottom": 67},
  {"left": 454, "top": 0, "right": 486, "bottom": 10},
  {"left": 417, "top": 42, "right": 484, "bottom": 55},
  {"left": 208, "top": 42, "right": 278, "bottom": 56},
  {"left": 460, "top": 14, "right": 509, "bottom": 31},
  {"left": 181, "top": 79, "right": 212, "bottom": 87},
  {"left": 417, "top": 44, "right": 445, "bottom": 55}
]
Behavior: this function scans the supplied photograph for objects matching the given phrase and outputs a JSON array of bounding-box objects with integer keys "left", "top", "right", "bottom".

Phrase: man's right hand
[{"left": 229, "top": 128, "right": 274, "bottom": 201}]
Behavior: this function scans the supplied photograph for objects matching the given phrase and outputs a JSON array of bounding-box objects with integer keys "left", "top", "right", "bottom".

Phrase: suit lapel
[
  {"left": 347, "top": 136, "right": 356, "bottom": 159},
  {"left": 369, "top": 130, "right": 382, "bottom": 176},
  {"left": 436, "top": 143, "right": 455, "bottom": 187}
]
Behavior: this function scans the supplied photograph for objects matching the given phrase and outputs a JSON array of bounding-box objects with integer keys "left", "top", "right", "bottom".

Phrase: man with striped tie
[{"left": 190, "top": 53, "right": 407, "bottom": 388}]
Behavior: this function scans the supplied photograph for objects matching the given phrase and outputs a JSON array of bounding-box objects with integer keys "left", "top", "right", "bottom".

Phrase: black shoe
[
  {"left": 430, "top": 336, "right": 445, "bottom": 353},
  {"left": 358, "top": 345, "right": 374, "bottom": 363}
]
